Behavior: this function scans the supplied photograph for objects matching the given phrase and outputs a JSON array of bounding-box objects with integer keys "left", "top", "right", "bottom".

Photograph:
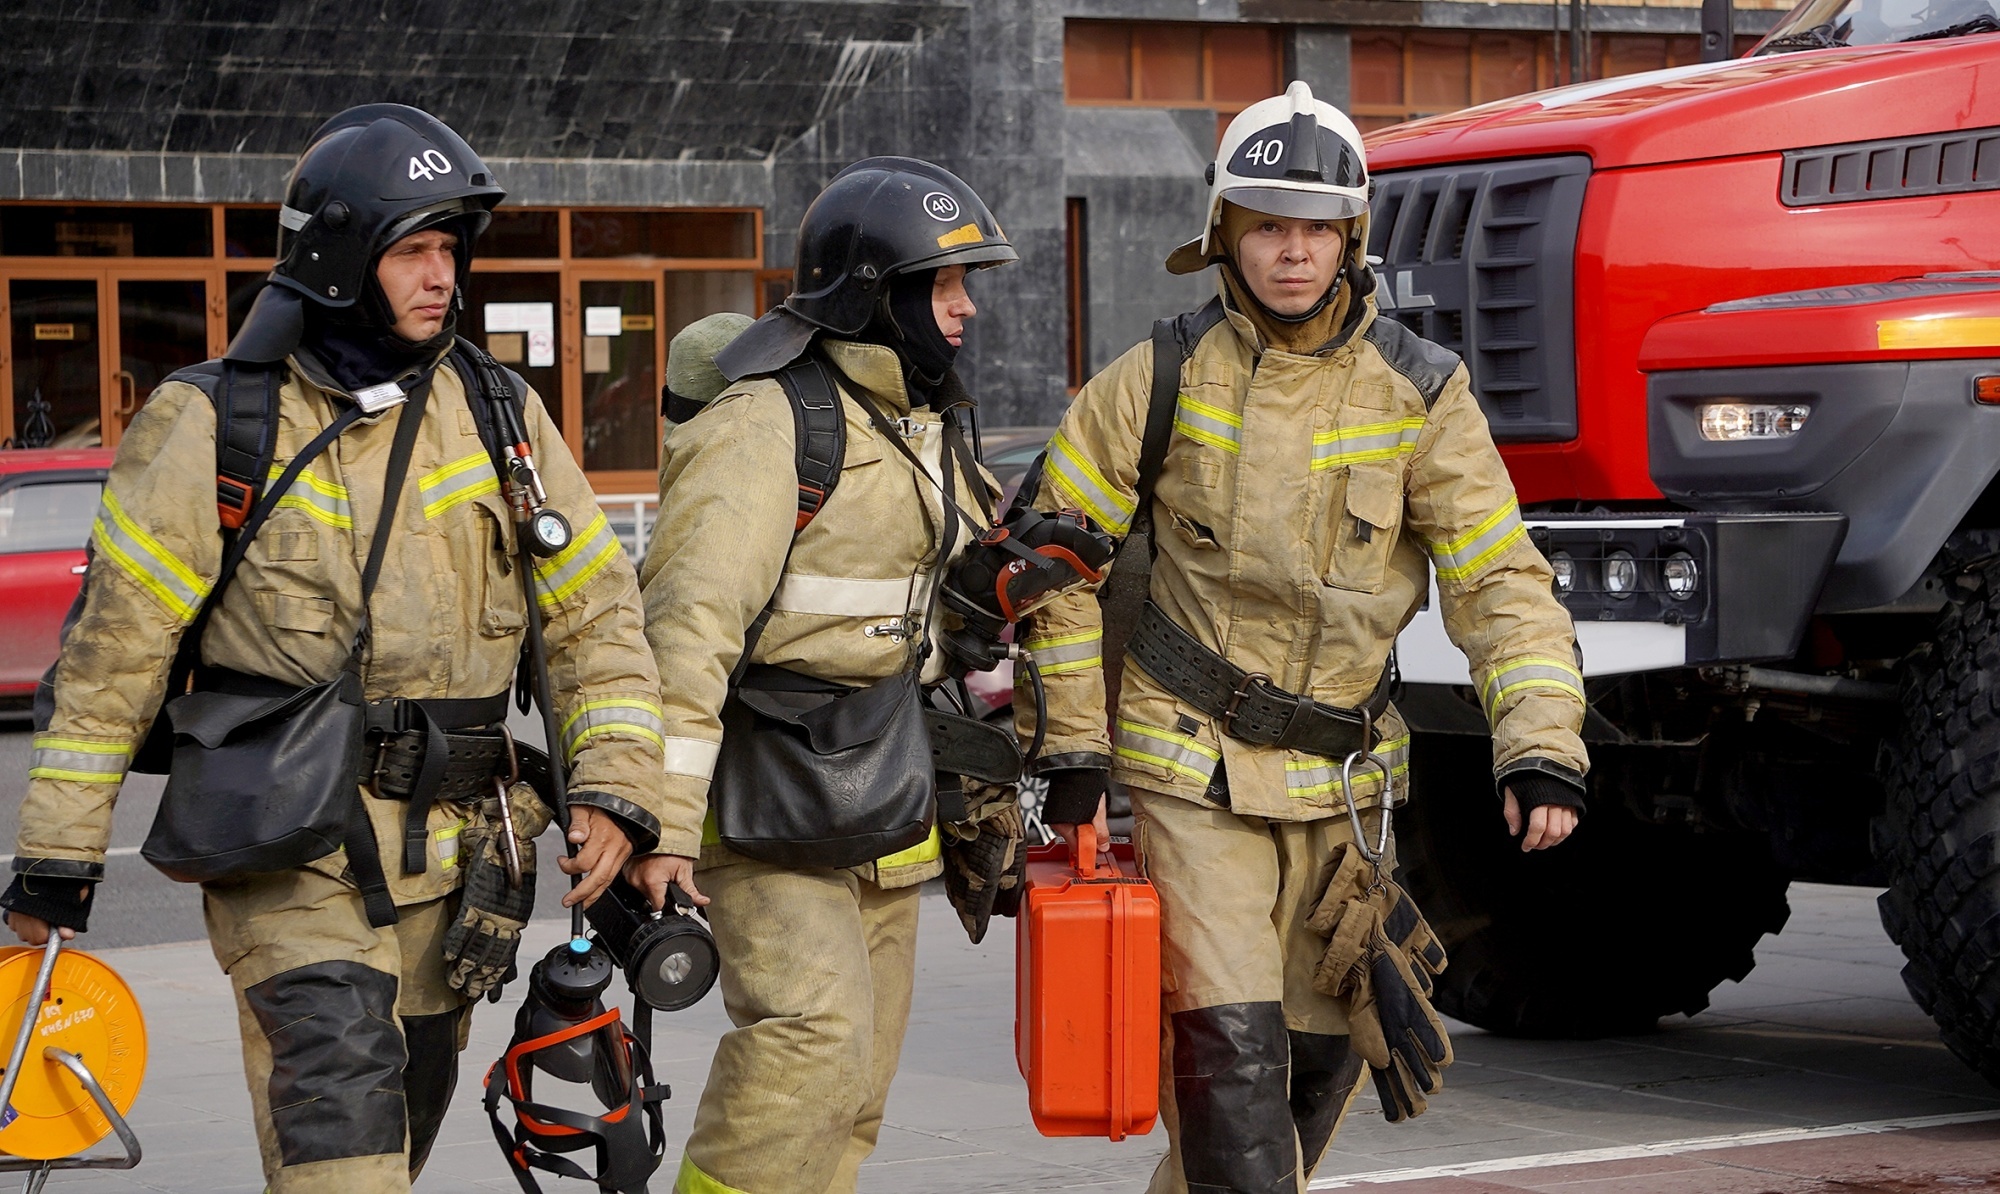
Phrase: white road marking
[
  {"left": 0, "top": 846, "right": 144, "bottom": 868},
  {"left": 1307, "top": 1109, "right": 2000, "bottom": 1188}
]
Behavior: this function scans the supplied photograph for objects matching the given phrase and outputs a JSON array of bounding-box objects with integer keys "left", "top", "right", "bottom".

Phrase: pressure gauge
[{"left": 527, "top": 508, "right": 572, "bottom": 557}]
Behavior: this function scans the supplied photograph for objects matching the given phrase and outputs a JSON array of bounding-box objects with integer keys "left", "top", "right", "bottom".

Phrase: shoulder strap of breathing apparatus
[
  {"left": 773, "top": 354, "right": 848, "bottom": 533},
  {"left": 1002, "top": 297, "right": 1224, "bottom": 718}
]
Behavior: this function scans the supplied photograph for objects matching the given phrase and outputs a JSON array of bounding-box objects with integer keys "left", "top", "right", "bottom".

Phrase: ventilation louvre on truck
[
  {"left": 1367, "top": 155, "right": 1590, "bottom": 442},
  {"left": 1783, "top": 126, "right": 2000, "bottom": 207}
]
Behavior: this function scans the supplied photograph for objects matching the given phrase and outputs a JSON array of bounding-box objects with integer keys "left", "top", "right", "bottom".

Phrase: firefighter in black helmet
[
  {"left": 625, "top": 157, "right": 1018, "bottom": 1194},
  {"left": 6, "top": 105, "right": 673, "bottom": 1191}
]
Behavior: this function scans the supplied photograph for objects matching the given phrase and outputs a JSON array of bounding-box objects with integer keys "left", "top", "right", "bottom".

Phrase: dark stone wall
[{"left": 0, "top": 1, "right": 958, "bottom": 161}]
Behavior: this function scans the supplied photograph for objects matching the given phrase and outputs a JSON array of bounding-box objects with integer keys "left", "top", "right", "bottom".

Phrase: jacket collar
[{"left": 1218, "top": 266, "right": 1381, "bottom": 359}]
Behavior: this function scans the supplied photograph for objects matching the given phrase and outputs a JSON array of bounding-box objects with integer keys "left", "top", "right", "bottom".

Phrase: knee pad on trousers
[
  {"left": 403, "top": 1007, "right": 465, "bottom": 1176},
  {"left": 1288, "top": 1030, "right": 1362, "bottom": 1171},
  {"left": 1172, "top": 1001, "right": 1296, "bottom": 1194},
  {"left": 244, "top": 960, "right": 407, "bottom": 1167}
]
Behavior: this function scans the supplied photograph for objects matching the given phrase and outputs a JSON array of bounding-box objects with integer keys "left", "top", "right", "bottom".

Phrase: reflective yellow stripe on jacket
[
  {"left": 1045, "top": 431, "right": 1134, "bottom": 535},
  {"left": 1428, "top": 499, "right": 1526, "bottom": 584},
  {"left": 1114, "top": 718, "right": 1220, "bottom": 785},
  {"left": 1174, "top": 394, "right": 1242, "bottom": 454},
  {"left": 1481, "top": 656, "right": 1584, "bottom": 719},
  {"left": 534, "top": 511, "right": 621, "bottom": 608},
  {"left": 559, "top": 697, "right": 667, "bottom": 762},
  {"left": 266, "top": 464, "right": 353, "bottom": 529},
  {"left": 419, "top": 451, "right": 500, "bottom": 519},
  {"left": 92, "top": 490, "right": 209, "bottom": 622},
  {"left": 1313, "top": 417, "right": 1425, "bottom": 470},
  {"left": 1023, "top": 628, "right": 1101, "bottom": 677},
  {"left": 27, "top": 735, "right": 130, "bottom": 785},
  {"left": 1283, "top": 735, "right": 1411, "bottom": 800}
]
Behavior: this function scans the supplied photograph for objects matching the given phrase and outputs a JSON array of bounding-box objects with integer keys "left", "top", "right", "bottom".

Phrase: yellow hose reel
[{"left": 0, "top": 937, "right": 145, "bottom": 1185}]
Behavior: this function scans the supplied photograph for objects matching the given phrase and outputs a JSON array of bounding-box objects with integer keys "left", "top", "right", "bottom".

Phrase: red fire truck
[{"left": 1372, "top": 2, "right": 2000, "bottom": 1082}]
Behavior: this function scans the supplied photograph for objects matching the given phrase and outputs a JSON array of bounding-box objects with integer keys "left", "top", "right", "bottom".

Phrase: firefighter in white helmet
[{"left": 1021, "top": 82, "right": 1590, "bottom": 1191}]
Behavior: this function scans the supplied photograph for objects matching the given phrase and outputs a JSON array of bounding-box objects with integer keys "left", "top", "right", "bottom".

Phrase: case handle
[{"left": 1075, "top": 821, "right": 1100, "bottom": 879}]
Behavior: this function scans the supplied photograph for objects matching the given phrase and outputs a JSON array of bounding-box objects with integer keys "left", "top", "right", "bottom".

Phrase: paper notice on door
[
  {"left": 487, "top": 332, "right": 524, "bottom": 364},
  {"left": 584, "top": 335, "right": 612, "bottom": 374},
  {"left": 584, "top": 306, "right": 622, "bottom": 337},
  {"left": 485, "top": 302, "right": 557, "bottom": 367}
]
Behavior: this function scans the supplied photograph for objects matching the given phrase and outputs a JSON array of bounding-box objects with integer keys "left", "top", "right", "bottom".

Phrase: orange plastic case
[{"left": 1015, "top": 824, "right": 1161, "bottom": 1140}]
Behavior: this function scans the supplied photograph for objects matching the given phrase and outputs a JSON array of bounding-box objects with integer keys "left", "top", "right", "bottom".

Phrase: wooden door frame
[{"left": 1, "top": 263, "right": 224, "bottom": 447}]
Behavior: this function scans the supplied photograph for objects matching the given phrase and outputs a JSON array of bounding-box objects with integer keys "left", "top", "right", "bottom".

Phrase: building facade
[{"left": 1, "top": 0, "right": 1789, "bottom": 488}]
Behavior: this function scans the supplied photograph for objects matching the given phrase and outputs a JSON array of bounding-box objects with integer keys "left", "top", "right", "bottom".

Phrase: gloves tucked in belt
[
  {"left": 442, "top": 783, "right": 542, "bottom": 1002},
  {"left": 0, "top": 874, "right": 96, "bottom": 933},
  {"left": 942, "top": 783, "right": 1028, "bottom": 945},
  {"left": 1306, "top": 844, "right": 1452, "bottom": 1123}
]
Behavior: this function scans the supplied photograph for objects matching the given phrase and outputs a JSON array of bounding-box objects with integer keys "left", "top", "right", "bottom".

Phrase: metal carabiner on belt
[
  {"left": 1338, "top": 714, "right": 1395, "bottom": 886},
  {"left": 493, "top": 724, "right": 524, "bottom": 890}
]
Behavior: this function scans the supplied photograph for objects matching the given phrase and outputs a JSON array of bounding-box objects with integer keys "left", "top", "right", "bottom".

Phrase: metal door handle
[{"left": 115, "top": 371, "right": 138, "bottom": 416}]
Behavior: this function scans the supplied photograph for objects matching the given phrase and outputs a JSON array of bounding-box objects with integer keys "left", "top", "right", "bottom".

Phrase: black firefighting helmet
[
  {"left": 227, "top": 104, "right": 505, "bottom": 364},
  {"left": 715, "top": 157, "right": 1017, "bottom": 381}
]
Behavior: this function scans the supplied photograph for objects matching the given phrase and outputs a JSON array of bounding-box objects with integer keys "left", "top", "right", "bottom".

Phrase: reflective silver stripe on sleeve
[
  {"left": 1284, "top": 735, "right": 1411, "bottom": 800},
  {"left": 92, "top": 490, "right": 210, "bottom": 622},
  {"left": 28, "top": 735, "right": 131, "bottom": 785},
  {"left": 770, "top": 574, "right": 914, "bottom": 618},
  {"left": 533, "top": 512, "right": 621, "bottom": 607},
  {"left": 1428, "top": 500, "right": 1527, "bottom": 584},
  {"left": 1113, "top": 718, "right": 1220, "bottom": 785},
  {"left": 559, "top": 698, "right": 668, "bottom": 761},
  {"left": 661, "top": 737, "right": 722, "bottom": 780},
  {"left": 1482, "top": 658, "right": 1585, "bottom": 719},
  {"left": 1023, "top": 629, "right": 1102, "bottom": 676},
  {"left": 1045, "top": 432, "right": 1135, "bottom": 535}
]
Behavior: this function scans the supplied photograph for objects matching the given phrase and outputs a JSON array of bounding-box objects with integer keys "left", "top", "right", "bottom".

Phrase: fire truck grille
[{"left": 1367, "top": 155, "right": 1590, "bottom": 442}]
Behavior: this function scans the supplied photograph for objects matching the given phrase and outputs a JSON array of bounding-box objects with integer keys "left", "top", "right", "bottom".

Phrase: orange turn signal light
[{"left": 1977, "top": 376, "right": 2000, "bottom": 405}]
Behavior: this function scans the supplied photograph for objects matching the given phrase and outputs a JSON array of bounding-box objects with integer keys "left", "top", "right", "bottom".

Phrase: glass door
[
  {"left": 114, "top": 277, "right": 211, "bottom": 437},
  {"left": 5, "top": 277, "right": 104, "bottom": 448},
  {"left": 574, "top": 275, "right": 661, "bottom": 480}
]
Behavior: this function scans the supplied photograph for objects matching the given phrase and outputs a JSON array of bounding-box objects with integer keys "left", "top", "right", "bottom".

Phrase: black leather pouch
[
  {"left": 710, "top": 670, "right": 935, "bottom": 869},
  {"left": 142, "top": 670, "right": 367, "bottom": 883}
]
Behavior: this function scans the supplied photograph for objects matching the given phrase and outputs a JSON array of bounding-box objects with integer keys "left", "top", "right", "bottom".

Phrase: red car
[{"left": 0, "top": 450, "right": 113, "bottom": 703}]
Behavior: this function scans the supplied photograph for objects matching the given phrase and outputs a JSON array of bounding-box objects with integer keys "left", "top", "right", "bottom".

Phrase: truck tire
[
  {"left": 1397, "top": 732, "right": 1791, "bottom": 1038},
  {"left": 1878, "top": 561, "right": 2000, "bottom": 1086}
]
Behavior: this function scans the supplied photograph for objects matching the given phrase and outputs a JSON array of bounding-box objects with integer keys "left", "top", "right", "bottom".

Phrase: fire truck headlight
[{"left": 1699, "top": 402, "right": 1809, "bottom": 441}]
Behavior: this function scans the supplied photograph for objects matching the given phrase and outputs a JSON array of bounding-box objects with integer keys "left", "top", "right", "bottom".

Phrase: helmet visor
[{"left": 1220, "top": 185, "right": 1368, "bottom": 222}]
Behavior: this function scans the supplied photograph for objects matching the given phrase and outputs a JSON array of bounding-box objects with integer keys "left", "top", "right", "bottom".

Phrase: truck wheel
[
  {"left": 1878, "top": 562, "right": 2000, "bottom": 1085},
  {"left": 1397, "top": 732, "right": 1791, "bottom": 1038}
]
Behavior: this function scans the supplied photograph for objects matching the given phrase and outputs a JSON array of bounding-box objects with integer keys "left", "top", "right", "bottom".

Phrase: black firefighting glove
[
  {"left": 442, "top": 783, "right": 546, "bottom": 1002},
  {"left": 1502, "top": 769, "right": 1588, "bottom": 817},
  {"left": 1307, "top": 845, "right": 1453, "bottom": 1123},
  {"left": 0, "top": 874, "right": 96, "bottom": 933},
  {"left": 1040, "top": 765, "right": 1109, "bottom": 826},
  {"left": 943, "top": 783, "right": 1028, "bottom": 944}
]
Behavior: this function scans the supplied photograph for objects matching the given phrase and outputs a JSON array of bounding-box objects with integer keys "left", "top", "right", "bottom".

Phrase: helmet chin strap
[{"left": 1222, "top": 258, "right": 1337, "bottom": 324}]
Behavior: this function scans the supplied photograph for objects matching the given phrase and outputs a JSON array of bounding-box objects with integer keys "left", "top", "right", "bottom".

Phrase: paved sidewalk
[{"left": 14, "top": 882, "right": 2000, "bottom": 1191}]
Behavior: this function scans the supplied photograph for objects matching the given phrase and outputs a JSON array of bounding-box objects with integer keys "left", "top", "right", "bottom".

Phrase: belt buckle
[{"left": 1221, "top": 672, "right": 1271, "bottom": 736}]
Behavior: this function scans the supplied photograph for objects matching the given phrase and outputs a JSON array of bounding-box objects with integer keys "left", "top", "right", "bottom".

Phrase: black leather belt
[{"left": 1127, "top": 602, "right": 1392, "bottom": 757}]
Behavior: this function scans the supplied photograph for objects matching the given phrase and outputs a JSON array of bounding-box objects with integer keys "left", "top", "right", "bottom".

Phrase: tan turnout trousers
[
  {"left": 1133, "top": 788, "right": 1375, "bottom": 1194},
  {"left": 673, "top": 857, "right": 922, "bottom": 1194}
]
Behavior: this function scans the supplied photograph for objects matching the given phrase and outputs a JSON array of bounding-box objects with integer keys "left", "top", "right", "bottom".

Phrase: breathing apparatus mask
[
  {"left": 484, "top": 938, "right": 670, "bottom": 1193},
  {"left": 584, "top": 880, "right": 720, "bottom": 1015},
  {"left": 939, "top": 501, "right": 1116, "bottom": 765}
]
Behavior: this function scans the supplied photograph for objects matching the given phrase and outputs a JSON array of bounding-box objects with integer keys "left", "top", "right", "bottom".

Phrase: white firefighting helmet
[{"left": 1166, "top": 81, "right": 1370, "bottom": 275}]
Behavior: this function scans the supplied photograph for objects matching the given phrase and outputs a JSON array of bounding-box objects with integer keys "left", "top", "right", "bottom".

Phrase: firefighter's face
[
  {"left": 376, "top": 228, "right": 459, "bottom": 342},
  {"left": 1234, "top": 215, "right": 1345, "bottom": 317}
]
